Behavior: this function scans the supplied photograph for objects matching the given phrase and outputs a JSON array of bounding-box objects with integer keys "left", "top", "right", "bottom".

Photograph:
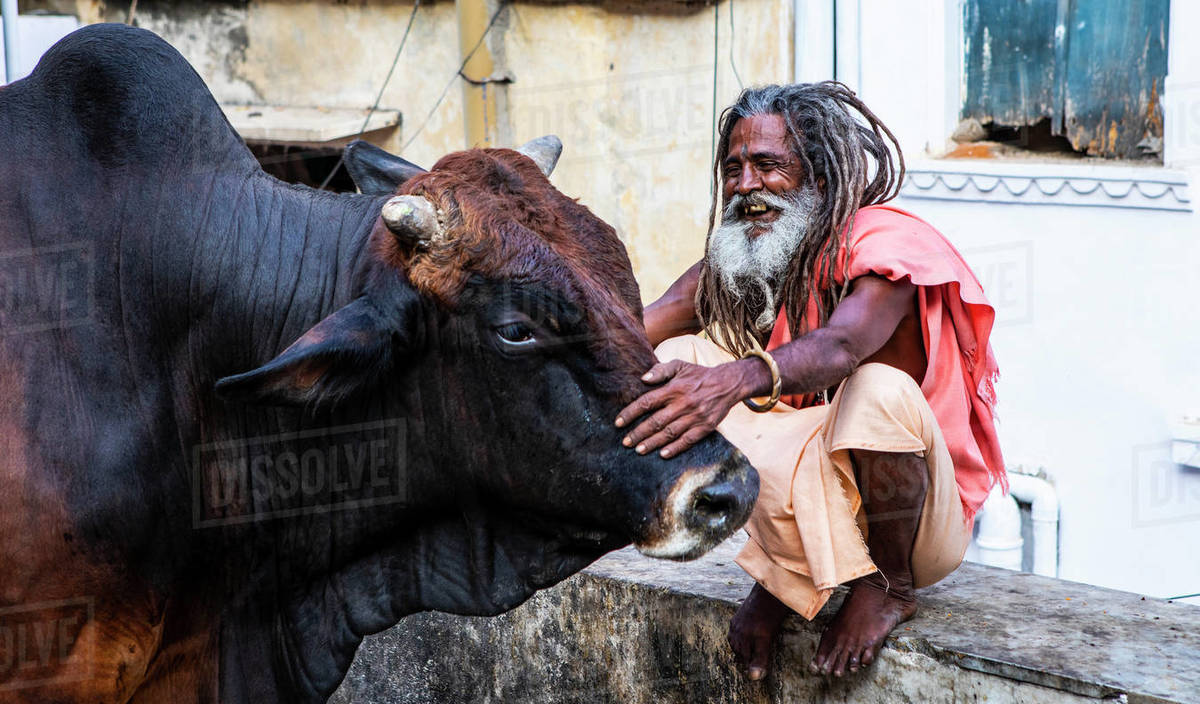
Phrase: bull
[{"left": 0, "top": 23, "right": 758, "bottom": 703}]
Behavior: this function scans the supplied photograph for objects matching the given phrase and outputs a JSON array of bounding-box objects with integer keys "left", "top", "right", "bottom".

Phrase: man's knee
[
  {"left": 828, "top": 362, "right": 929, "bottom": 446},
  {"left": 841, "top": 363, "right": 923, "bottom": 414}
]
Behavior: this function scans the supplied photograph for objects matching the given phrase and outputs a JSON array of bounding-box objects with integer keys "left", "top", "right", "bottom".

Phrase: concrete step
[{"left": 331, "top": 535, "right": 1200, "bottom": 703}]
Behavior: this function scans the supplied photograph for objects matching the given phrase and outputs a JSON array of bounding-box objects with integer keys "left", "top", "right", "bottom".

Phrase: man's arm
[
  {"left": 767, "top": 274, "right": 916, "bottom": 395},
  {"left": 616, "top": 274, "right": 916, "bottom": 458},
  {"left": 643, "top": 260, "right": 704, "bottom": 347}
]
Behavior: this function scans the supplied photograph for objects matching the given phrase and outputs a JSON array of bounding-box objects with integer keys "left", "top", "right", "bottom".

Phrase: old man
[{"left": 616, "top": 82, "right": 1005, "bottom": 679}]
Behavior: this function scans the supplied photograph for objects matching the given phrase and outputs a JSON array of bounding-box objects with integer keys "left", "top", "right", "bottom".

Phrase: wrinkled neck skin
[
  {"left": 106, "top": 170, "right": 391, "bottom": 700},
  {"left": 143, "top": 174, "right": 625, "bottom": 702},
  {"left": 0, "top": 33, "right": 635, "bottom": 701}
]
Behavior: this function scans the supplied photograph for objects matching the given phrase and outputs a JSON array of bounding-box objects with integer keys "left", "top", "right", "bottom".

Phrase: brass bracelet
[{"left": 741, "top": 338, "right": 782, "bottom": 413}]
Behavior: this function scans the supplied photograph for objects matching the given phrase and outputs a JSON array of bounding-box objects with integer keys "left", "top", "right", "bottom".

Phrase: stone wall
[{"left": 330, "top": 537, "right": 1200, "bottom": 703}]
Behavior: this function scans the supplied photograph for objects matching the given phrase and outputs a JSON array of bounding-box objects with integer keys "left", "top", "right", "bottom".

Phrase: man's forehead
[{"left": 727, "top": 113, "right": 791, "bottom": 158}]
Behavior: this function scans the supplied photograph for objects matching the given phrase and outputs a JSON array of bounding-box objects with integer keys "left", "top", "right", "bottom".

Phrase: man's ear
[
  {"left": 343, "top": 140, "right": 428, "bottom": 195},
  {"left": 215, "top": 296, "right": 412, "bottom": 406}
]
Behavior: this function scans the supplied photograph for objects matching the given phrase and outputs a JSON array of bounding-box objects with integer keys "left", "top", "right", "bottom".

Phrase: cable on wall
[{"left": 319, "top": 0, "right": 423, "bottom": 190}]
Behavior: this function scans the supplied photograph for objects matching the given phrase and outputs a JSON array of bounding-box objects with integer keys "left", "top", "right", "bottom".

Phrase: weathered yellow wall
[
  {"left": 503, "top": 1, "right": 792, "bottom": 299},
  {"left": 67, "top": 0, "right": 793, "bottom": 301}
]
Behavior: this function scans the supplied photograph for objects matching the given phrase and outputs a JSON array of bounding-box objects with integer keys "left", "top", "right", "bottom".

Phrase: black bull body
[{"left": 0, "top": 23, "right": 757, "bottom": 703}]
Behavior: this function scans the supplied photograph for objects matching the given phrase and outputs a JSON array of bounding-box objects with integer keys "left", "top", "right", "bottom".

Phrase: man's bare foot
[
  {"left": 728, "top": 583, "right": 793, "bottom": 680},
  {"left": 809, "top": 572, "right": 917, "bottom": 677}
]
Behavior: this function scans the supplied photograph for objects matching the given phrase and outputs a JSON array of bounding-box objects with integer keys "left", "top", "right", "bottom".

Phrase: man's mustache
[{"left": 722, "top": 191, "right": 800, "bottom": 222}]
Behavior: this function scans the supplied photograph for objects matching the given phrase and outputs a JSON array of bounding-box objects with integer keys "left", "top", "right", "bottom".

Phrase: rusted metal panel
[
  {"left": 1062, "top": 0, "right": 1169, "bottom": 158},
  {"left": 962, "top": 0, "right": 1060, "bottom": 128},
  {"left": 962, "top": 0, "right": 1169, "bottom": 160}
]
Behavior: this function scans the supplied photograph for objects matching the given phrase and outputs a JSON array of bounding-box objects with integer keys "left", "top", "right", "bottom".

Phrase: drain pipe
[
  {"left": 974, "top": 484, "right": 1023, "bottom": 571},
  {"left": 2, "top": 0, "right": 17, "bottom": 83},
  {"left": 973, "top": 469, "right": 1059, "bottom": 578},
  {"left": 1008, "top": 472, "right": 1059, "bottom": 578}
]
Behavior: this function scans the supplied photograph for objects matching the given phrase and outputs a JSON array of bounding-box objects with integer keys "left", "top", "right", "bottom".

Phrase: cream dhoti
[{"left": 656, "top": 334, "right": 972, "bottom": 619}]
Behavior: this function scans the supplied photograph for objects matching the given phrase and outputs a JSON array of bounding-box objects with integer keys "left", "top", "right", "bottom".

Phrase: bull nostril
[
  {"left": 693, "top": 482, "right": 738, "bottom": 519},
  {"left": 636, "top": 460, "right": 757, "bottom": 560}
]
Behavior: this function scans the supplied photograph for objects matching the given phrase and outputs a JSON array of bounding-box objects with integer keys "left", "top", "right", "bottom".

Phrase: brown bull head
[{"left": 217, "top": 136, "right": 757, "bottom": 570}]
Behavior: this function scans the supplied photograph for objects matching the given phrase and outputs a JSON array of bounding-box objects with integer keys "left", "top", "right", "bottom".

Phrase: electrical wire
[
  {"left": 729, "top": 0, "right": 743, "bottom": 90},
  {"left": 401, "top": 0, "right": 509, "bottom": 152},
  {"left": 318, "top": 0, "right": 422, "bottom": 190},
  {"left": 711, "top": 0, "right": 719, "bottom": 171}
]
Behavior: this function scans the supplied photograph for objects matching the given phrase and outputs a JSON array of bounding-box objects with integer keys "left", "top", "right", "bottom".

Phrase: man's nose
[
  {"left": 734, "top": 173, "right": 763, "bottom": 197},
  {"left": 735, "top": 166, "right": 762, "bottom": 195}
]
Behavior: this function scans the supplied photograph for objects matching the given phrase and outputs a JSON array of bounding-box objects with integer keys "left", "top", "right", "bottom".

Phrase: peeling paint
[
  {"left": 49, "top": 0, "right": 791, "bottom": 299},
  {"left": 963, "top": 0, "right": 1168, "bottom": 160}
]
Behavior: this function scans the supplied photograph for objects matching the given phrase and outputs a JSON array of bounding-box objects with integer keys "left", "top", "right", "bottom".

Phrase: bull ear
[
  {"left": 215, "top": 296, "right": 406, "bottom": 406},
  {"left": 515, "top": 135, "right": 562, "bottom": 177},
  {"left": 343, "top": 139, "right": 427, "bottom": 195}
]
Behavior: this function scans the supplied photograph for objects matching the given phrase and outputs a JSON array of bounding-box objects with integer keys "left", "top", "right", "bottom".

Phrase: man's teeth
[{"left": 746, "top": 204, "right": 768, "bottom": 214}]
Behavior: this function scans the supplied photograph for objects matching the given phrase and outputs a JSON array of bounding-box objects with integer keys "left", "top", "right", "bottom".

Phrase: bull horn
[
  {"left": 516, "top": 135, "right": 562, "bottom": 177},
  {"left": 381, "top": 195, "right": 440, "bottom": 249}
]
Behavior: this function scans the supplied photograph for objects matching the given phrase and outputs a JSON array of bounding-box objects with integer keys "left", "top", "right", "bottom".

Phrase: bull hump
[{"left": 28, "top": 24, "right": 253, "bottom": 171}]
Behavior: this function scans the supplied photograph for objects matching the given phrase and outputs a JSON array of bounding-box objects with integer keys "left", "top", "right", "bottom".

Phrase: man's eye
[{"left": 496, "top": 322, "right": 536, "bottom": 345}]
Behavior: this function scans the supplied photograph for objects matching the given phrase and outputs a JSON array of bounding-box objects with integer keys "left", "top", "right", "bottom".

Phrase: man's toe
[
  {"left": 862, "top": 641, "right": 881, "bottom": 667},
  {"left": 859, "top": 647, "right": 878, "bottom": 671},
  {"left": 812, "top": 627, "right": 841, "bottom": 673},
  {"left": 830, "top": 641, "right": 853, "bottom": 677},
  {"left": 747, "top": 631, "right": 771, "bottom": 680},
  {"left": 814, "top": 648, "right": 834, "bottom": 675},
  {"left": 855, "top": 643, "right": 877, "bottom": 671}
]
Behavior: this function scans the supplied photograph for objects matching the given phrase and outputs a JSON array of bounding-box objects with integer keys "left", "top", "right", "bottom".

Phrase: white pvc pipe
[
  {"left": 974, "top": 486, "right": 1023, "bottom": 571},
  {"left": 972, "top": 472, "right": 1060, "bottom": 578},
  {"left": 1007, "top": 473, "right": 1060, "bottom": 578},
  {"left": 2, "top": 0, "right": 17, "bottom": 83}
]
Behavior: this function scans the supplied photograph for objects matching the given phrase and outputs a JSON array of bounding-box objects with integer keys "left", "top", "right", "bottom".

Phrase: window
[{"left": 960, "top": 0, "right": 1169, "bottom": 161}]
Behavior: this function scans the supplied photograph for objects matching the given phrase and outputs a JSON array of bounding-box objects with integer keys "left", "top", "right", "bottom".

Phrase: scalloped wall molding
[{"left": 899, "top": 169, "right": 1193, "bottom": 212}]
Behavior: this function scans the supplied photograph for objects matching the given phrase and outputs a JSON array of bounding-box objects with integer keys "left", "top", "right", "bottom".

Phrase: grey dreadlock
[{"left": 695, "top": 81, "right": 905, "bottom": 356}]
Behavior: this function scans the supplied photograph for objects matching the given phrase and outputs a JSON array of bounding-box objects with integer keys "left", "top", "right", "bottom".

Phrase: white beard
[{"left": 706, "top": 189, "right": 818, "bottom": 331}]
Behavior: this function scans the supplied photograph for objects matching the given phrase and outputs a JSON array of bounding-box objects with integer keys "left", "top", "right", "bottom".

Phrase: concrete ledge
[
  {"left": 330, "top": 536, "right": 1200, "bottom": 703},
  {"left": 221, "top": 104, "right": 401, "bottom": 145}
]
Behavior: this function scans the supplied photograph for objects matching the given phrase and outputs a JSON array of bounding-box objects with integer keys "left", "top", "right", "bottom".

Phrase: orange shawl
[{"left": 765, "top": 205, "right": 1004, "bottom": 518}]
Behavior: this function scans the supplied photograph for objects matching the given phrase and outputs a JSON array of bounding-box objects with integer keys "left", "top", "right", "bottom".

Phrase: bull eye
[{"left": 496, "top": 322, "right": 536, "bottom": 346}]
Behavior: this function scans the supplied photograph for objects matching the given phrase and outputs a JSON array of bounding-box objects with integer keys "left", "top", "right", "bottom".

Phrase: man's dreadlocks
[{"left": 695, "top": 81, "right": 905, "bottom": 356}]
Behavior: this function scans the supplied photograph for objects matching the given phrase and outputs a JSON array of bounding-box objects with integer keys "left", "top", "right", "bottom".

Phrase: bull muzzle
[{"left": 635, "top": 448, "right": 758, "bottom": 561}]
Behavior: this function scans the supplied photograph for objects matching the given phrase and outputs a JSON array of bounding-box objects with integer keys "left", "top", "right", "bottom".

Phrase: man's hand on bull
[{"left": 614, "top": 358, "right": 771, "bottom": 458}]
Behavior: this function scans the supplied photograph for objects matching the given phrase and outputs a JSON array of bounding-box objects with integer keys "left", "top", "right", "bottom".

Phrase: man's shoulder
[
  {"left": 844, "top": 205, "right": 953, "bottom": 260},
  {"left": 850, "top": 204, "right": 942, "bottom": 240},
  {"left": 841, "top": 204, "right": 977, "bottom": 288}
]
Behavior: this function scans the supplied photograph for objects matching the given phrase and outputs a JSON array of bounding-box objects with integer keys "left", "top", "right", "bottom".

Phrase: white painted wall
[
  {"left": 847, "top": 0, "right": 1200, "bottom": 602},
  {"left": 0, "top": 14, "right": 79, "bottom": 82}
]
